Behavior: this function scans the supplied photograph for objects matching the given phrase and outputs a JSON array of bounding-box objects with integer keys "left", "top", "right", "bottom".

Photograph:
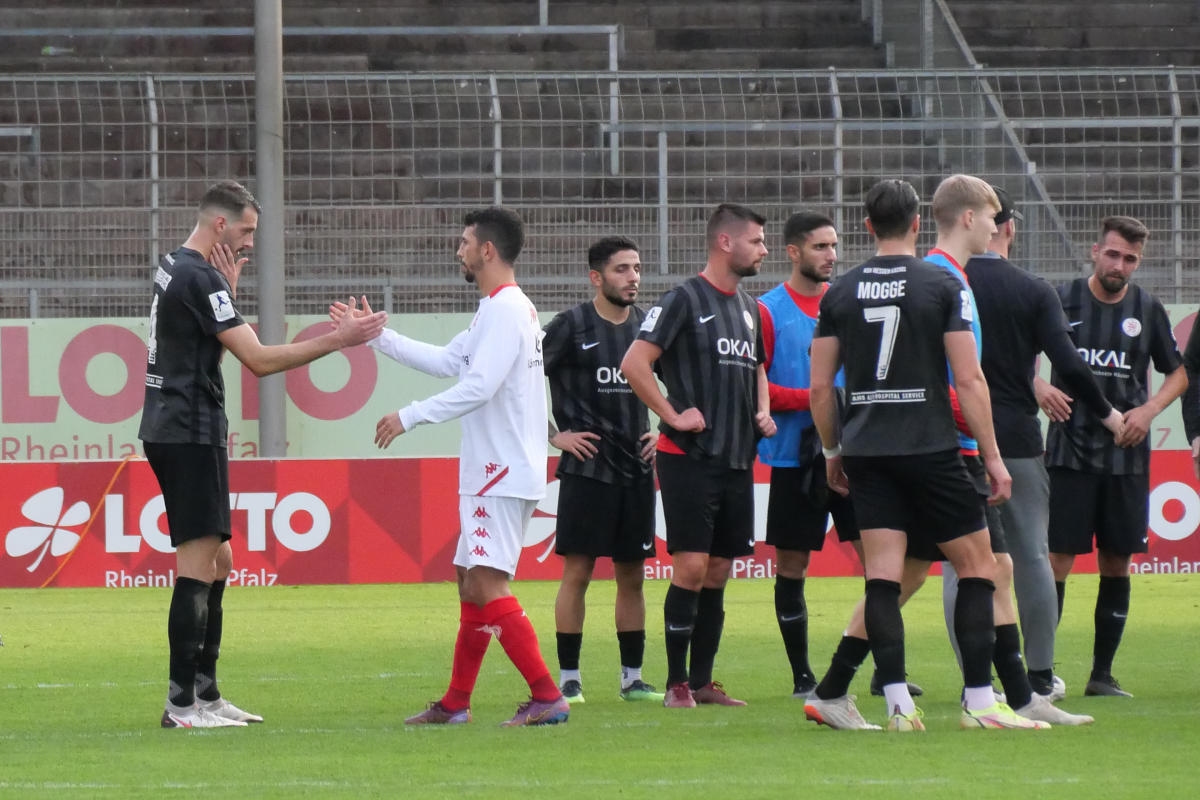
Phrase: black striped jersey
[
  {"left": 138, "top": 246, "right": 245, "bottom": 446},
  {"left": 1045, "top": 278, "right": 1182, "bottom": 475},
  {"left": 543, "top": 301, "right": 652, "bottom": 485},
  {"left": 636, "top": 274, "right": 764, "bottom": 470},
  {"left": 815, "top": 255, "right": 971, "bottom": 457}
]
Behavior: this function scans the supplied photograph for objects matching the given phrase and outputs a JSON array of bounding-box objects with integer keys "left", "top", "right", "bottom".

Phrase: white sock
[
  {"left": 883, "top": 682, "right": 915, "bottom": 715},
  {"left": 963, "top": 685, "right": 996, "bottom": 711},
  {"left": 621, "top": 666, "right": 642, "bottom": 688},
  {"left": 560, "top": 669, "right": 581, "bottom": 687}
]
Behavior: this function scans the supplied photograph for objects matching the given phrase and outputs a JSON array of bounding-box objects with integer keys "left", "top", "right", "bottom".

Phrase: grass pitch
[{"left": 1, "top": 574, "right": 1196, "bottom": 799}]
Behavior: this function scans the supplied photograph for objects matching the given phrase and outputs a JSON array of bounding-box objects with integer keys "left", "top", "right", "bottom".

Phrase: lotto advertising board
[
  {"left": 2, "top": 308, "right": 1200, "bottom": 587},
  {"left": 2, "top": 453, "right": 1200, "bottom": 588}
]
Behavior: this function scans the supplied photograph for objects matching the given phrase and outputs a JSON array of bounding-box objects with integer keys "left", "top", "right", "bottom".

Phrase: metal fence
[{"left": 2, "top": 67, "right": 1199, "bottom": 318}]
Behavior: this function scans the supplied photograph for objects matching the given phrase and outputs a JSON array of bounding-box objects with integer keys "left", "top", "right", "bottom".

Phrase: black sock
[
  {"left": 195, "top": 579, "right": 225, "bottom": 702},
  {"left": 1092, "top": 575, "right": 1131, "bottom": 678},
  {"left": 864, "top": 579, "right": 905, "bottom": 687},
  {"left": 663, "top": 584, "right": 699, "bottom": 687},
  {"left": 556, "top": 632, "right": 583, "bottom": 672},
  {"left": 1055, "top": 580, "right": 1066, "bottom": 624},
  {"left": 167, "top": 577, "right": 211, "bottom": 708},
  {"left": 955, "top": 577, "right": 996, "bottom": 689},
  {"left": 815, "top": 635, "right": 871, "bottom": 701},
  {"left": 616, "top": 629, "right": 645, "bottom": 672},
  {"left": 688, "top": 587, "right": 726, "bottom": 691},
  {"left": 993, "top": 623, "right": 1031, "bottom": 709},
  {"left": 1029, "top": 667, "right": 1054, "bottom": 691},
  {"left": 774, "top": 575, "right": 813, "bottom": 687}
]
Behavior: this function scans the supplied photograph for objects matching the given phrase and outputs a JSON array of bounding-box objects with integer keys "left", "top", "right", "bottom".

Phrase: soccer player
[
  {"left": 809, "top": 178, "right": 1041, "bottom": 731},
  {"left": 365, "top": 207, "right": 569, "bottom": 727},
  {"left": 543, "top": 236, "right": 663, "bottom": 704},
  {"left": 1036, "top": 216, "right": 1186, "bottom": 698},
  {"left": 140, "top": 180, "right": 388, "bottom": 729},
  {"left": 622, "top": 203, "right": 777, "bottom": 709},
  {"left": 756, "top": 211, "right": 923, "bottom": 699},
  {"left": 964, "top": 186, "right": 1122, "bottom": 714}
]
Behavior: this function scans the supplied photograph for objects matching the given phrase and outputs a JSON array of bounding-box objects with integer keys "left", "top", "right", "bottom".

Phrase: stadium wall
[{"left": 1, "top": 309, "right": 1199, "bottom": 587}]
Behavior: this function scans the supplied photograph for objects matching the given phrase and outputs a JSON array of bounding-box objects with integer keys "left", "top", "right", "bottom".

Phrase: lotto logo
[
  {"left": 472, "top": 527, "right": 490, "bottom": 538},
  {"left": 472, "top": 507, "right": 490, "bottom": 519},
  {"left": 5, "top": 487, "right": 88, "bottom": 573}
]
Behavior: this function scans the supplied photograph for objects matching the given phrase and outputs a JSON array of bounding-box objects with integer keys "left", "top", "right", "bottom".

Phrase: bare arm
[
  {"left": 946, "top": 330, "right": 1011, "bottom": 504},
  {"left": 809, "top": 335, "right": 847, "bottom": 496},
  {"left": 620, "top": 339, "right": 704, "bottom": 432},
  {"left": 218, "top": 296, "right": 387, "bottom": 378}
]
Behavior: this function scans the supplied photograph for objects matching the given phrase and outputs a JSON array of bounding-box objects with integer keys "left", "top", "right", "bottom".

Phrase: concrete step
[{"left": 972, "top": 45, "right": 1200, "bottom": 68}]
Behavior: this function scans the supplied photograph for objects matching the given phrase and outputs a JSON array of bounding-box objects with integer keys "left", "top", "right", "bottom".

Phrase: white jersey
[{"left": 370, "top": 284, "right": 548, "bottom": 500}]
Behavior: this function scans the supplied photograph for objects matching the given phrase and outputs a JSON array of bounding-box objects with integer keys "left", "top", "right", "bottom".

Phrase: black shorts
[
  {"left": 554, "top": 473, "right": 656, "bottom": 562},
  {"left": 765, "top": 465, "right": 859, "bottom": 551},
  {"left": 143, "top": 442, "right": 231, "bottom": 547},
  {"left": 656, "top": 452, "right": 755, "bottom": 559},
  {"left": 1047, "top": 468, "right": 1150, "bottom": 556},
  {"left": 842, "top": 449, "right": 986, "bottom": 555},
  {"left": 963, "top": 454, "right": 1008, "bottom": 555}
]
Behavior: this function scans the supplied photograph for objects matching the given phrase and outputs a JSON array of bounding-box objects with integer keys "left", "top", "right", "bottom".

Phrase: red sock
[
  {"left": 441, "top": 602, "right": 492, "bottom": 711},
  {"left": 484, "top": 596, "right": 559, "bottom": 702}
]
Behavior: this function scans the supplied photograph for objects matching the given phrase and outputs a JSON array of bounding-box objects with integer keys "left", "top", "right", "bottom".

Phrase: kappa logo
[
  {"left": 5, "top": 488, "right": 89, "bottom": 573},
  {"left": 472, "top": 506, "right": 491, "bottom": 519},
  {"left": 472, "top": 526, "right": 490, "bottom": 538},
  {"left": 475, "top": 624, "right": 503, "bottom": 638},
  {"left": 470, "top": 544, "right": 489, "bottom": 557},
  {"left": 484, "top": 462, "right": 502, "bottom": 477}
]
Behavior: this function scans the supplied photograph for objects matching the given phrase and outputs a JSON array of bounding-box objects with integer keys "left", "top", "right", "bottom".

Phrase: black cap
[{"left": 991, "top": 184, "right": 1024, "bottom": 224}]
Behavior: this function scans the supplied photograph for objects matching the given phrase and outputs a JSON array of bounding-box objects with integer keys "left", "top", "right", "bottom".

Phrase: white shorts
[{"left": 453, "top": 495, "right": 537, "bottom": 577}]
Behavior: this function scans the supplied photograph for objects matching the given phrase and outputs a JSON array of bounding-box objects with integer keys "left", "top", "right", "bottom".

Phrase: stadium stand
[
  {"left": 947, "top": 1, "right": 1200, "bottom": 68},
  {"left": 2, "top": 1, "right": 1200, "bottom": 316}
]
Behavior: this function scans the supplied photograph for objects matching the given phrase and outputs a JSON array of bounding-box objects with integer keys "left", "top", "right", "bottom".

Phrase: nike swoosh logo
[
  {"left": 779, "top": 613, "right": 805, "bottom": 623},
  {"left": 642, "top": 541, "right": 653, "bottom": 550},
  {"left": 1069, "top": 321, "right": 1083, "bottom": 327},
  {"left": 699, "top": 314, "right": 717, "bottom": 323},
  {"left": 581, "top": 342, "right": 600, "bottom": 350},
  {"left": 666, "top": 624, "right": 691, "bottom": 632}
]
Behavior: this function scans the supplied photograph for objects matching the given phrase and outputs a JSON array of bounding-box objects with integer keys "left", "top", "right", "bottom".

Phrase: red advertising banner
[{"left": 2, "top": 454, "right": 1199, "bottom": 588}]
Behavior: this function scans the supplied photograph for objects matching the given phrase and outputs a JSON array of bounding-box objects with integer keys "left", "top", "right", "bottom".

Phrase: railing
[{"left": 1, "top": 68, "right": 1198, "bottom": 318}]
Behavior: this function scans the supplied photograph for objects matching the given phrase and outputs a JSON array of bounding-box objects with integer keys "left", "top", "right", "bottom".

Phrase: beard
[
  {"left": 602, "top": 284, "right": 637, "bottom": 307},
  {"left": 1098, "top": 272, "right": 1127, "bottom": 293},
  {"left": 731, "top": 261, "right": 761, "bottom": 278},
  {"left": 799, "top": 264, "right": 832, "bottom": 283}
]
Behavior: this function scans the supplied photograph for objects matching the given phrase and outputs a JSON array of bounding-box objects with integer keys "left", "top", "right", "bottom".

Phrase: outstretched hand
[{"left": 330, "top": 296, "right": 387, "bottom": 347}]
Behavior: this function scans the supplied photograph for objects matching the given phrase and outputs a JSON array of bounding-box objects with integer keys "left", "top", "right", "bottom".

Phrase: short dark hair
[
  {"left": 1101, "top": 215, "right": 1149, "bottom": 246},
  {"left": 706, "top": 202, "right": 766, "bottom": 248},
  {"left": 865, "top": 179, "right": 920, "bottom": 240},
  {"left": 783, "top": 211, "right": 836, "bottom": 246},
  {"left": 200, "top": 180, "right": 261, "bottom": 217},
  {"left": 463, "top": 206, "right": 525, "bottom": 263},
  {"left": 587, "top": 235, "right": 639, "bottom": 272}
]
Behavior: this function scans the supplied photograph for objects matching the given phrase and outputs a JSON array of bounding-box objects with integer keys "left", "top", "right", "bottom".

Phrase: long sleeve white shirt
[{"left": 369, "top": 284, "right": 548, "bottom": 499}]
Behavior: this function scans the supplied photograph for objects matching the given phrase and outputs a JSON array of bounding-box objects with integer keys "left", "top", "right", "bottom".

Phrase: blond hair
[{"left": 931, "top": 174, "right": 1000, "bottom": 231}]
